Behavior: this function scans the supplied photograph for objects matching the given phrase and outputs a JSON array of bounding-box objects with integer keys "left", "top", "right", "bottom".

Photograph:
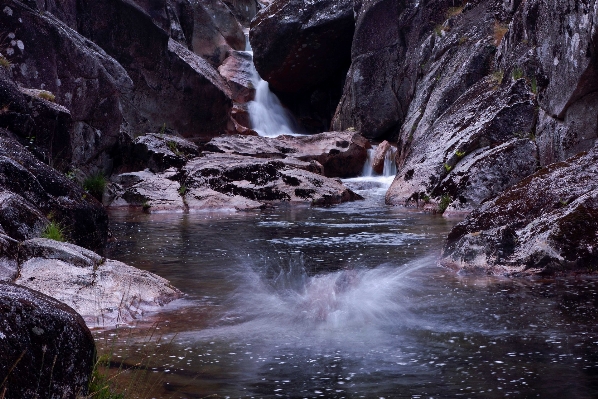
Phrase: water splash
[{"left": 361, "top": 145, "right": 398, "bottom": 178}]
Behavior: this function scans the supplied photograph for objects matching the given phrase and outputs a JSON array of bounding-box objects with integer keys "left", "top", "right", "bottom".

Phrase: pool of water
[{"left": 103, "top": 178, "right": 598, "bottom": 398}]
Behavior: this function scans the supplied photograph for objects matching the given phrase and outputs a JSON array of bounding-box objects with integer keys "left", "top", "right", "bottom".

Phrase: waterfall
[
  {"left": 361, "top": 145, "right": 397, "bottom": 178},
  {"left": 244, "top": 31, "right": 300, "bottom": 138}
]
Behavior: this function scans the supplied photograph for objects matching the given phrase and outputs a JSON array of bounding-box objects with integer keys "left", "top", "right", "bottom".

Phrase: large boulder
[
  {"left": 0, "top": 0, "right": 133, "bottom": 171},
  {"left": 0, "top": 282, "right": 95, "bottom": 399},
  {"left": 77, "top": 0, "right": 233, "bottom": 141},
  {"left": 205, "top": 131, "right": 369, "bottom": 177},
  {"left": 0, "top": 131, "right": 108, "bottom": 251},
  {"left": 182, "top": 153, "right": 362, "bottom": 209},
  {"left": 15, "top": 238, "right": 183, "bottom": 327},
  {"left": 385, "top": 78, "right": 537, "bottom": 212},
  {"left": 250, "top": 0, "right": 355, "bottom": 131},
  {"left": 441, "top": 147, "right": 598, "bottom": 276},
  {"left": 495, "top": 0, "right": 598, "bottom": 166}
]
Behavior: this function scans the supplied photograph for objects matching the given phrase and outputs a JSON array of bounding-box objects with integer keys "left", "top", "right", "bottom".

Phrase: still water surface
[{"left": 104, "top": 179, "right": 598, "bottom": 398}]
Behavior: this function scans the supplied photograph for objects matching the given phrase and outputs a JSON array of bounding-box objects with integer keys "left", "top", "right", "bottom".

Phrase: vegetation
[
  {"left": 83, "top": 173, "right": 107, "bottom": 201},
  {"left": 438, "top": 194, "right": 452, "bottom": 214},
  {"left": 38, "top": 90, "right": 56, "bottom": 102},
  {"left": 455, "top": 150, "right": 466, "bottom": 158},
  {"left": 178, "top": 185, "right": 187, "bottom": 196},
  {"left": 491, "top": 70, "right": 504, "bottom": 88},
  {"left": 443, "top": 163, "right": 453, "bottom": 173},
  {"left": 41, "top": 221, "right": 66, "bottom": 242},
  {"left": 0, "top": 55, "right": 10, "bottom": 69},
  {"left": 530, "top": 75, "right": 538, "bottom": 94},
  {"left": 446, "top": 6, "right": 464, "bottom": 18},
  {"left": 512, "top": 67, "right": 524, "bottom": 80},
  {"left": 142, "top": 201, "right": 151, "bottom": 212},
  {"left": 494, "top": 21, "right": 509, "bottom": 46}
]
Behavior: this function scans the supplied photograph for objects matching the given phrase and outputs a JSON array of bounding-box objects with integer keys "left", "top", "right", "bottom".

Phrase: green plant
[
  {"left": 530, "top": 75, "right": 538, "bottom": 94},
  {"left": 83, "top": 173, "right": 107, "bottom": 202},
  {"left": 455, "top": 150, "right": 466, "bottom": 158},
  {"left": 443, "top": 163, "right": 452, "bottom": 172},
  {"left": 346, "top": 126, "right": 356, "bottom": 132},
  {"left": 0, "top": 55, "right": 10, "bottom": 69},
  {"left": 435, "top": 24, "right": 449, "bottom": 36},
  {"left": 178, "top": 185, "right": 187, "bottom": 196},
  {"left": 41, "top": 221, "right": 66, "bottom": 242},
  {"left": 421, "top": 194, "right": 431, "bottom": 204},
  {"left": 66, "top": 170, "right": 77, "bottom": 180},
  {"left": 142, "top": 201, "right": 151, "bottom": 212},
  {"left": 512, "top": 67, "right": 524, "bottom": 80},
  {"left": 491, "top": 70, "right": 504, "bottom": 86},
  {"left": 159, "top": 123, "right": 166, "bottom": 135},
  {"left": 438, "top": 194, "right": 452, "bottom": 214},
  {"left": 87, "top": 355, "right": 125, "bottom": 399},
  {"left": 38, "top": 90, "right": 56, "bottom": 102}
]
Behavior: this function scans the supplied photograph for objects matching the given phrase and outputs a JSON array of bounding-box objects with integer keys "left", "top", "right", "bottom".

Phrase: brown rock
[{"left": 371, "top": 141, "right": 392, "bottom": 175}]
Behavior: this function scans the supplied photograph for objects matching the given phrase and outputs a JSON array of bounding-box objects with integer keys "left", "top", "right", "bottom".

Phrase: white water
[{"left": 244, "top": 32, "right": 301, "bottom": 137}]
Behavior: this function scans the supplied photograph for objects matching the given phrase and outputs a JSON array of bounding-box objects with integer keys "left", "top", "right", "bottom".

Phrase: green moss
[
  {"left": 443, "top": 163, "right": 452, "bottom": 173},
  {"left": 0, "top": 56, "right": 10, "bottom": 69},
  {"left": 41, "top": 221, "right": 65, "bottom": 242},
  {"left": 38, "top": 90, "right": 56, "bottom": 102},
  {"left": 512, "top": 67, "right": 524, "bottom": 81},
  {"left": 438, "top": 194, "right": 452, "bottom": 214},
  {"left": 83, "top": 173, "right": 107, "bottom": 201}
]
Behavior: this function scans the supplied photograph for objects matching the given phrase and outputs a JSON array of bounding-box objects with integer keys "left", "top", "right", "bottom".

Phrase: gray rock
[
  {"left": 129, "top": 133, "right": 200, "bottom": 173},
  {"left": 15, "top": 238, "right": 183, "bottom": 327},
  {"left": 441, "top": 147, "right": 598, "bottom": 276},
  {"left": 386, "top": 79, "right": 536, "bottom": 209},
  {"left": 0, "top": 0, "right": 132, "bottom": 171},
  {"left": 218, "top": 51, "right": 256, "bottom": 103},
  {"left": 0, "top": 282, "right": 95, "bottom": 399},
  {"left": 206, "top": 131, "right": 369, "bottom": 178},
  {"left": 0, "top": 233, "right": 18, "bottom": 281}
]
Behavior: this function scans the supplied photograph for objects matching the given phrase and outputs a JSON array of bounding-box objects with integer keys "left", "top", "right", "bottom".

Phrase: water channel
[{"left": 102, "top": 171, "right": 598, "bottom": 398}]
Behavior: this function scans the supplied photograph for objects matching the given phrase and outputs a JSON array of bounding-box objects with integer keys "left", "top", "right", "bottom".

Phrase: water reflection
[{"left": 103, "top": 189, "right": 598, "bottom": 398}]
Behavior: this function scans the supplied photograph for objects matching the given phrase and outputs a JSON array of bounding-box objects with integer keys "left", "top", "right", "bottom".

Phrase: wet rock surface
[
  {"left": 15, "top": 238, "right": 183, "bottom": 327},
  {"left": 109, "top": 131, "right": 365, "bottom": 212},
  {"left": 0, "top": 282, "right": 95, "bottom": 399},
  {"left": 0, "top": 130, "right": 108, "bottom": 251},
  {"left": 441, "top": 148, "right": 598, "bottom": 276},
  {"left": 250, "top": 0, "right": 354, "bottom": 131}
]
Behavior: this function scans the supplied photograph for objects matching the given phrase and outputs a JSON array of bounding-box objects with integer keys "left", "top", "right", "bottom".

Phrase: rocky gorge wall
[{"left": 250, "top": 0, "right": 598, "bottom": 275}]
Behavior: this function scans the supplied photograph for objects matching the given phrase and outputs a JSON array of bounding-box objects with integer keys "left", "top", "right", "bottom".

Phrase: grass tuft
[
  {"left": 438, "top": 194, "right": 452, "bottom": 214},
  {"left": 83, "top": 173, "right": 107, "bottom": 202},
  {"left": 41, "top": 221, "right": 66, "bottom": 242}
]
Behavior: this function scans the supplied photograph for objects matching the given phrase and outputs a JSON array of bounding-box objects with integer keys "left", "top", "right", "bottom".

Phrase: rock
[
  {"left": 0, "top": 282, "right": 95, "bottom": 399},
  {"left": 15, "top": 238, "right": 183, "bottom": 326},
  {"left": 126, "top": 133, "right": 200, "bottom": 173},
  {"left": 371, "top": 141, "right": 392, "bottom": 175},
  {"left": 218, "top": 51, "right": 256, "bottom": 103},
  {"left": 111, "top": 168, "right": 186, "bottom": 213},
  {"left": 495, "top": 0, "right": 598, "bottom": 165},
  {"left": 386, "top": 79, "right": 537, "bottom": 210},
  {"left": 0, "top": 1, "right": 132, "bottom": 171},
  {"left": 250, "top": 0, "right": 354, "bottom": 132},
  {"left": 222, "top": 0, "right": 258, "bottom": 26},
  {"left": 0, "top": 131, "right": 108, "bottom": 251},
  {"left": 205, "top": 131, "right": 369, "bottom": 177},
  {"left": 182, "top": 153, "right": 362, "bottom": 209},
  {"left": 77, "top": 0, "right": 233, "bottom": 140},
  {"left": 441, "top": 147, "right": 598, "bottom": 276},
  {"left": 182, "top": 0, "right": 246, "bottom": 66},
  {"left": 0, "top": 233, "right": 18, "bottom": 281}
]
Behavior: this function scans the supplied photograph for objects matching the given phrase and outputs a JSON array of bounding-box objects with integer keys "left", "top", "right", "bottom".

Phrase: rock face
[
  {"left": 205, "top": 131, "right": 369, "bottom": 177},
  {"left": 0, "top": 1, "right": 132, "bottom": 172},
  {"left": 0, "top": 130, "right": 108, "bottom": 251},
  {"left": 109, "top": 131, "right": 366, "bottom": 211},
  {"left": 250, "top": 0, "right": 355, "bottom": 131},
  {"left": 77, "top": 0, "right": 233, "bottom": 141},
  {"left": 14, "top": 238, "right": 183, "bottom": 326},
  {"left": 0, "top": 282, "right": 95, "bottom": 399},
  {"left": 441, "top": 148, "right": 598, "bottom": 276}
]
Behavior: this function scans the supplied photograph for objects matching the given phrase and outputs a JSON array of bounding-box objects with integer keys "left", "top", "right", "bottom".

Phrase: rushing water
[{"left": 103, "top": 174, "right": 598, "bottom": 398}]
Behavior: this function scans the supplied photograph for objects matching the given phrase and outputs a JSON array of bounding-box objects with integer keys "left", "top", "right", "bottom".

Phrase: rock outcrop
[
  {"left": 109, "top": 131, "right": 366, "bottom": 211},
  {"left": 0, "top": 282, "right": 95, "bottom": 399},
  {"left": 250, "top": 0, "right": 355, "bottom": 131},
  {"left": 0, "top": 130, "right": 108, "bottom": 251},
  {"left": 15, "top": 238, "right": 183, "bottom": 326},
  {"left": 441, "top": 148, "right": 598, "bottom": 276}
]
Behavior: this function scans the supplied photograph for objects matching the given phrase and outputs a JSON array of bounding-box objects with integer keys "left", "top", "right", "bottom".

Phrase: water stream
[{"left": 103, "top": 173, "right": 598, "bottom": 398}]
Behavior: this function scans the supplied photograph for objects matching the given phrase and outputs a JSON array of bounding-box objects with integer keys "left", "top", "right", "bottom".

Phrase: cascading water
[
  {"left": 344, "top": 144, "right": 398, "bottom": 194},
  {"left": 244, "top": 32, "right": 300, "bottom": 137}
]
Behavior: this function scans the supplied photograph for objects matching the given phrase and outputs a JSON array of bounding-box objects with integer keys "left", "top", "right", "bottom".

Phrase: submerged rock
[
  {"left": 441, "top": 147, "right": 598, "bottom": 276},
  {"left": 15, "top": 238, "right": 183, "bottom": 327},
  {"left": 0, "top": 282, "right": 95, "bottom": 399}
]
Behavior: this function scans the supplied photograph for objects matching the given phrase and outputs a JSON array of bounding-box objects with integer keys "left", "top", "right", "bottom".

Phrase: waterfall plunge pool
[{"left": 102, "top": 180, "right": 598, "bottom": 398}]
